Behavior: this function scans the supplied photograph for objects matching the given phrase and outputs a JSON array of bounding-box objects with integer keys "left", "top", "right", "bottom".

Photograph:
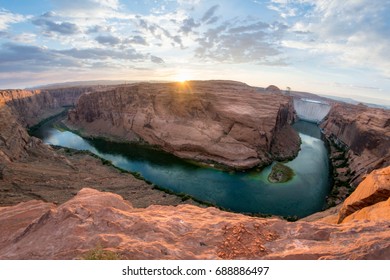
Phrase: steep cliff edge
[
  {"left": 0, "top": 87, "right": 93, "bottom": 127},
  {"left": 338, "top": 166, "right": 390, "bottom": 223},
  {"left": 0, "top": 187, "right": 389, "bottom": 260},
  {"left": 321, "top": 103, "right": 390, "bottom": 187},
  {"left": 0, "top": 90, "right": 196, "bottom": 208},
  {"left": 1, "top": 82, "right": 390, "bottom": 259},
  {"left": 0, "top": 106, "right": 31, "bottom": 162},
  {"left": 67, "top": 81, "right": 300, "bottom": 169}
]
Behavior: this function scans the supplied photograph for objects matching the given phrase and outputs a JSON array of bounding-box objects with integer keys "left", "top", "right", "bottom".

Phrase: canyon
[
  {"left": 66, "top": 81, "right": 300, "bottom": 170},
  {"left": 0, "top": 81, "right": 389, "bottom": 259}
]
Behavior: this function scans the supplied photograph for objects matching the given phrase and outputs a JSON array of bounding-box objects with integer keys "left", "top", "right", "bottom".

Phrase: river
[{"left": 32, "top": 120, "right": 330, "bottom": 218}]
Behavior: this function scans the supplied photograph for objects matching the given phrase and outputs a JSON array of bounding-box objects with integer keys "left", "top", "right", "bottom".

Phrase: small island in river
[{"left": 268, "top": 162, "right": 295, "bottom": 183}]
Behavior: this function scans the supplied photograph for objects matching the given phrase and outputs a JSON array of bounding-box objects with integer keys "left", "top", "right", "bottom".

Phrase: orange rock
[
  {"left": 338, "top": 166, "right": 390, "bottom": 223},
  {"left": 342, "top": 197, "right": 390, "bottom": 223},
  {"left": 0, "top": 188, "right": 389, "bottom": 260}
]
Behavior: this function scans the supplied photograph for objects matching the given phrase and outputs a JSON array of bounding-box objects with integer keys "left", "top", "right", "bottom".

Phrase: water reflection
[{"left": 32, "top": 120, "right": 330, "bottom": 218}]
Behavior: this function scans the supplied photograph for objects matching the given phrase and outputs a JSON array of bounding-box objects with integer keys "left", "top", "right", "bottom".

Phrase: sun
[{"left": 175, "top": 73, "right": 190, "bottom": 83}]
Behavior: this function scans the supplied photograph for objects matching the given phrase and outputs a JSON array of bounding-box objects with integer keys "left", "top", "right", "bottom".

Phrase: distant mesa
[{"left": 266, "top": 85, "right": 281, "bottom": 94}]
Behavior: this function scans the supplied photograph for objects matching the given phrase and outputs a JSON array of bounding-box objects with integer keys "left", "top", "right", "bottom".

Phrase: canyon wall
[
  {"left": 321, "top": 103, "right": 390, "bottom": 187},
  {"left": 0, "top": 81, "right": 389, "bottom": 259},
  {"left": 67, "top": 81, "right": 300, "bottom": 169},
  {"left": 293, "top": 98, "right": 331, "bottom": 123},
  {"left": 0, "top": 88, "right": 194, "bottom": 208},
  {"left": 0, "top": 87, "right": 93, "bottom": 127}
]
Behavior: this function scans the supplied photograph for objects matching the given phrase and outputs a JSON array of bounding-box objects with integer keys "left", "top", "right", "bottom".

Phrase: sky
[{"left": 0, "top": 0, "right": 389, "bottom": 105}]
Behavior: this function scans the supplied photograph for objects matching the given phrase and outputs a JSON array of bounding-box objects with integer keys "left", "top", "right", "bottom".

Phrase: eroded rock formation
[
  {"left": 0, "top": 87, "right": 93, "bottom": 127},
  {"left": 0, "top": 187, "right": 389, "bottom": 260},
  {"left": 0, "top": 89, "right": 196, "bottom": 208},
  {"left": 67, "top": 81, "right": 300, "bottom": 169},
  {"left": 338, "top": 166, "right": 390, "bottom": 223},
  {"left": 1, "top": 81, "right": 389, "bottom": 260},
  {"left": 321, "top": 103, "right": 390, "bottom": 187}
]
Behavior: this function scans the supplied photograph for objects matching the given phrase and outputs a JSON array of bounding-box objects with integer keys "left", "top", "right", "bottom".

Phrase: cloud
[
  {"left": 126, "top": 35, "right": 148, "bottom": 45},
  {"left": 195, "top": 19, "right": 286, "bottom": 64},
  {"left": 0, "top": 43, "right": 81, "bottom": 72},
  {"left": 95, "top": 34, "right": 121, "bottom": 46},
  {"left": 137, "top": 18, "right": 183, "bottom": 47},
  {"left": 50, "top": 0, "right": 120, "bottom": 17},
  {"left": 201, "top": 5, "right": 220, "bottom": 23},
  {"left": 272, "top": 0, "right": 390, "bottom": 76},
  {"left": 32, "top": 12, "right": 79, "bottom": 35},
  {"left": 180, "top": 18, "right": 200, "bottom": 34},
  {"left": 0, "top": 9, "right": 29, "bottom": 31},
  {"left": 58, "top": 47, "right": 145, "bottom": 61},
  {"left": 150, "top": 55, "right": 165, "bottom": 64},
  {"left": 0, "top": 42, "right": 146, "bottom": 73},
  {"left": 87, "top": 25, "right": 112, "bottom": 33}
]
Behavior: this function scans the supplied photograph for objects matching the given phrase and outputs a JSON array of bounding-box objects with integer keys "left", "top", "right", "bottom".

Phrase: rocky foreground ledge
[
  {"left": 67, "top": 81, "right": 300, "bottom": 169},
  {"left": 0, "top": 166, "right": 389, "bottom": 260}
]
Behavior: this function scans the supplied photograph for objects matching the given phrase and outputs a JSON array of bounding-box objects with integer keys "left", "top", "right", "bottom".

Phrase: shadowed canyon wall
[
  {"left": 0, "top": 87, "right": 93, "bottom": 127},
  {"left": 321, "top": 103, "right": 390, "bottom": 187}
]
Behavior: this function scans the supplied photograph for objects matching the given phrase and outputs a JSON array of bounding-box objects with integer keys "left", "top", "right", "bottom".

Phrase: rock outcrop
[
  {"left": 67, "top": 81, "right": 300, "bottom": 169},
  {"left": 0, "top": 188, "right": 389, "bottom": 260},
  {"left": 342, "top": 197, "right": 390, "bottom": 223},
  {"left": 0, "top": 87, "right": 93, "bottom": 127},
  {"left": 1, "top": 80, "right": 390, "bottom": 260},
  {"left": 321, "top": 103, "right": 390, "bottom": 187},
  {"left": 0, "top": 106, "right": 31, "bottom": 161},
  {"left": 0, "top": 93, "right": 197, "bottom": 208},
  {"left": 338, "top": 166, "right": 390, "bottom": 223}
]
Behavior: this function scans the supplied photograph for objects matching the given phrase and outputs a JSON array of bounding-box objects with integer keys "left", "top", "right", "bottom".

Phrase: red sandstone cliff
[
  {"left": 67, "top": 81, "right": 300, "bottom": 169},
  {"left": 0, "top": 186, "right": 389, "bottom": 260},
  {"left": 321, "top": 103, "right": 390, "bottom": 187},
  {"left": 0, "top": 87, "right": 94, "bottom": 127},
  {"left": 1, "top": 82, "right": 390, "bottom": 260}
]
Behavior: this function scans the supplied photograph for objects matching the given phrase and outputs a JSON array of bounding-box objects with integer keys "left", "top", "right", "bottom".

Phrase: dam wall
[{"left": 293, "top": 98, "right": 331, "bottom": 123}]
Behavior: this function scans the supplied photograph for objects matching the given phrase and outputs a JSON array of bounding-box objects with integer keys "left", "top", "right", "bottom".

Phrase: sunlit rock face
[
  {"left": 0, "top": 187, "right": 389, "bottom": 260},
  {"left": 338, "top": 166, "right": 390, "bottom": 223},
  {"left": 67, "top": 81, "right": 301, "bottom": 170}
]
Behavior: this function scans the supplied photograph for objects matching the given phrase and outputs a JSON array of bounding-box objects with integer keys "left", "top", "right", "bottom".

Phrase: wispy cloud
[
  {"left": 150, "top": 55, "right": 165, "bottom": 64},
  {"left": 201, "top": 5, "right": 220, "bottom": 23},
  {"left": 195, "top": 19, "right": 287, "bottom": 64},
  {"left": 32, "top": 12, "right": 79, "bottom": 35},
  {"left": 0, "top": 42, "right": 145, "bottom": 73},
  {"left": 0, "top": 9, "right": 29, "bottom": 31},
  {"left": 273, "top": 0, "right": 390, "bottom": 77},
  {"left": 95, "top": 34, "right": 121, "bottom": 46},
  {"left": 0, "top": 0, "right": 389, "bottom": 105}
]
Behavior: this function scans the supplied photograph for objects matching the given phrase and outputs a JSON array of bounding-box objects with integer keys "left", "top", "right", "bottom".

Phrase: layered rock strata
[
  {"left": 0, "top": 187, "right": 389, "bottom": 260},
  {"left": 338, "top": 166, "right": 390, "bottom": 223},
  {"left": 67, "top": 81, "right": 300, "bottom": 169},
  {"left": 321, "top": 103, "right": 390, "bottom": 187},
  {"left": 0, "top": 87, "right": 93, "bottom": 127},
  {"left": 0, "top": 93, "right": 197, "bottom": 208},
  {"left": 1, "top": 81, "right": 390, "bottom": 260}
]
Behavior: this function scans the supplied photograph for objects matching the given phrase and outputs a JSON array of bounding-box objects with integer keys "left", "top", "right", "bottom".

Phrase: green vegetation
[
  {"left": 268, "top": 163, "right": 295, "bottom": 183},
  {"left": 83, "top": 246, "right": 120, "bottom": 260}
]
